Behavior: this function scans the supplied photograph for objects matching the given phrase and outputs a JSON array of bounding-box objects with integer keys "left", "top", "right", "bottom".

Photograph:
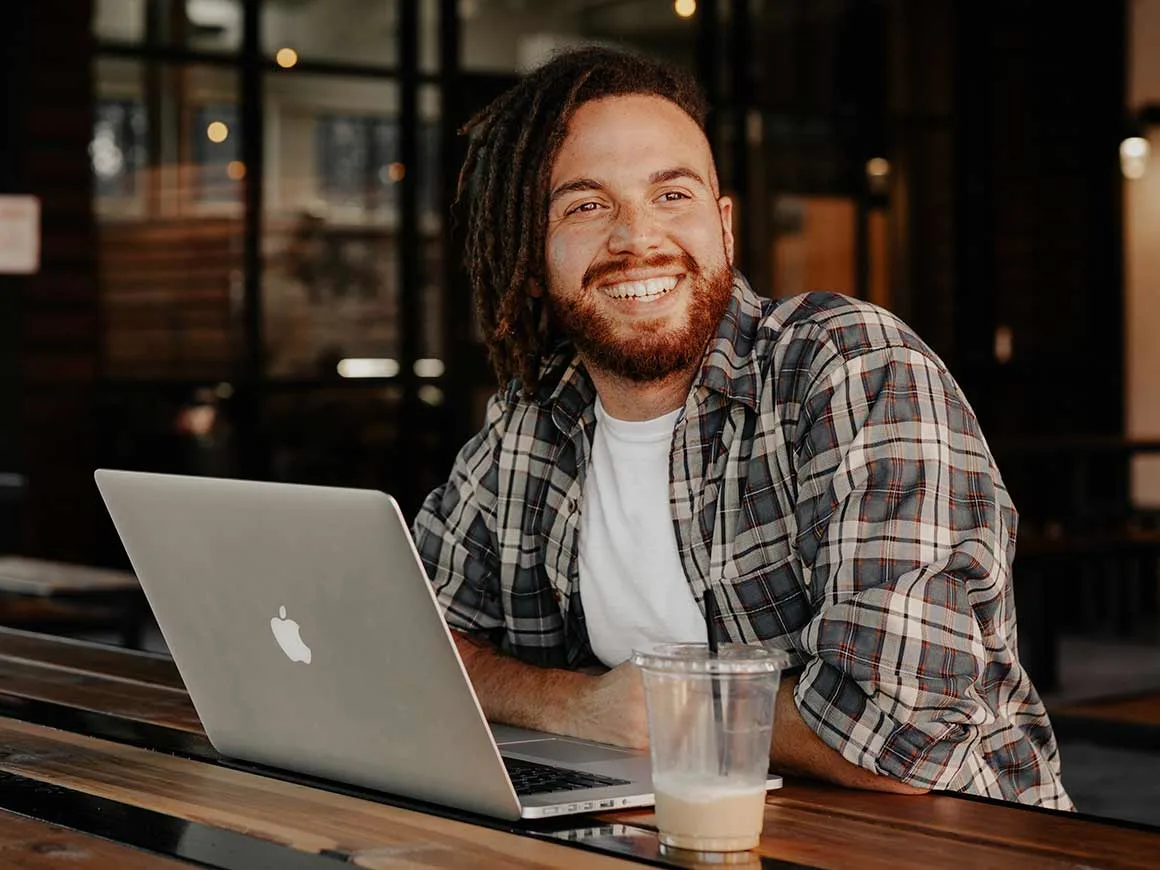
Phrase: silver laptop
[{"left": 95, "top": 470, "right": 778, "bottom": 820}]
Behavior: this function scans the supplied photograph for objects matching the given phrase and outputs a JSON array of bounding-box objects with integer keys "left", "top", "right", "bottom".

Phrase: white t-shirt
[{"left": 578, "top": 398, "right": 707, "bottom": 668}]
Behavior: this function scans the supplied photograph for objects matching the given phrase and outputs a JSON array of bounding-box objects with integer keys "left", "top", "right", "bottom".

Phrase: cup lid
[{"left": 631, "top": 642, "right": 792, "bottom": 675}]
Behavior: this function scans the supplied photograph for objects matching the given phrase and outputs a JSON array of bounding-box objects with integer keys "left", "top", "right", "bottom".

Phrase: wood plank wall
[
  {"left": 101, "top": 218, "right": 241, "bottom": 380},
  {"left": 0, "top": 1, "right": 103, "bottom": 562}
]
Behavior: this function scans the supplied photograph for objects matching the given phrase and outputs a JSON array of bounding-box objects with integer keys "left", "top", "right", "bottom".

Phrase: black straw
[
  {"left": 704, "top": 588, "right": 728, "bottom": 775},
  {"left": 704, "top": 588, "right": 720, "bottom": 654}
]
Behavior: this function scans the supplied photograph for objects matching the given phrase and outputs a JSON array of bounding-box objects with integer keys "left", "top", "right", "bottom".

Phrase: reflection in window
[
  {"left": 92, "top": 99, "right": 148, "bottom": 199},
  {"left": 771, "top": 195, "right": 855, "bottom": 299},
  {"left": 315, "top": 116, "right": 439, "bottom": 217},
  {"left": 94, "top": 0, "right": 243, "bottom": 52},
  {"left": 191, "top": 103, "right": 242, "bottom": 202},
  {"left": 460, "top": 0, "right": 697, "bottom": 73},
  {"left": 262, "top": 0, "right": 400, "bottom": 69}
]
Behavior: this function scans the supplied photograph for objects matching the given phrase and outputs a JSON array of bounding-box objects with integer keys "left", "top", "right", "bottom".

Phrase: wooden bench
[
  {"left": 995, "top": 439, "right": 1160, "bottom": 694},
  {"left": 1051, "top": 689, "right": 1160, "bottom": 754},
  {"left": 0, "top": 473, "right": 25, "bottom": 555},
  {"left": 0, "top": 557, "right": 147, "bottom": 648},
  {"left": 1014, "top": 524, "right": 1160, "bottom": 694}
]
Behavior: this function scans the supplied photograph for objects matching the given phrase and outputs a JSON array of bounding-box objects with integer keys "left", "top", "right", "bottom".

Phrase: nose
[{"left": 607, "top": 203, "right": 661, "bottom": 257}]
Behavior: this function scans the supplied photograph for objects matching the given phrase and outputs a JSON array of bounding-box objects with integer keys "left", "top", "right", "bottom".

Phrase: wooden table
[
  {"left": 0, "top": 558, "right": 140, "bottom": 596},
  {"left": 0, "top": 557, "right": 147, "bottom": 647},
  {"left": 0, "top": 627, "right": 1157, "bottom": 869}
]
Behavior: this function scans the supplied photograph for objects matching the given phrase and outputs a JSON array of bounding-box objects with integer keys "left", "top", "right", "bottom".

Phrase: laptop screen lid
[{"left": 94, "top": 469, "right": 525, "bottom": 819}]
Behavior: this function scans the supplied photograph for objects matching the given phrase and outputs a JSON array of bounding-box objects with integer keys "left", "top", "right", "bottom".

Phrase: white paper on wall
[{"left": 0, "top": 195, "right": 40, "bottom": 275}]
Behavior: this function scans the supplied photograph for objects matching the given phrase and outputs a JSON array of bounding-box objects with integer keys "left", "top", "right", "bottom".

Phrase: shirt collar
[
  {"left": 690, "top": 272, "right": 768, "bottom": 412},
  {"left": 538, "top": 272, "right": 771, "bottom": 433}
]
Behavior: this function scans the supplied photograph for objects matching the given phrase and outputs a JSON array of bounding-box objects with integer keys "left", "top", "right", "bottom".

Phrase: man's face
[{"left": 542, "top": 94, "right": 735, "bottom": 383}]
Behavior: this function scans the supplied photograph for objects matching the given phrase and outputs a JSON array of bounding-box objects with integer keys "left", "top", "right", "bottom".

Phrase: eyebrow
[
  {"left": 649, "top": 166, "right": 708, "bottom": 188},
  {"left": 548, "top": 166, "right": 710, "bottom": 205},
  {"left": 549, "top": 177, "right": 605, "bottom": 204}
]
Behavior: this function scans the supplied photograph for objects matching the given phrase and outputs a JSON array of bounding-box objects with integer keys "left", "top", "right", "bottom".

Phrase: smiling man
[{"left": 413, "top": 47, "right": 1072, "bottom": 809}]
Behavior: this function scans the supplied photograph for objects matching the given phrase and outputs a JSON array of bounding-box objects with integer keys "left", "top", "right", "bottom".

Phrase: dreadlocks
[{"left": 455, "top": 47, "right": 710, "bottom": 396}]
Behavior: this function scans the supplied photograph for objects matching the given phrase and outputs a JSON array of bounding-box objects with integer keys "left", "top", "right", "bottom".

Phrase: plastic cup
[{"left": 631, "top": 643, "right": 789, "bottom": 853}]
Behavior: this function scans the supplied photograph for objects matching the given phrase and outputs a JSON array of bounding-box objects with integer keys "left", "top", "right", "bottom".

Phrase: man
[{"left": 413, "top": 47, "right": 1072, "bottom": 810}]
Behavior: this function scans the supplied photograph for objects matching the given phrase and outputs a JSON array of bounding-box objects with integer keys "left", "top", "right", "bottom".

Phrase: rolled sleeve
[
  {"left": 791, "top": 344, "right": 1013, "bottom": 791},
  {"left": 412, "top": 390, "right": 511, "bottom": 638}
]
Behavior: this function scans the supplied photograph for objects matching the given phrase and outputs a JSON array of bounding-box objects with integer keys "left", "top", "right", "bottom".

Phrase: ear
[{"left": 718, "top": 195, "right": 735, "bottom": 266}]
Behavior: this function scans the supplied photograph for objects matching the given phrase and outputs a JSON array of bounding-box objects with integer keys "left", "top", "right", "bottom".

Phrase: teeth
[{"left": 603, "top": 276, "right": 680, "bottom": 300}]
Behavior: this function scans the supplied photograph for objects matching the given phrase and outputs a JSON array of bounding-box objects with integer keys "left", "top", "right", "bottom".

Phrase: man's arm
[
  {"left": 456, "top": 630, "right": 922, "bottom": 793},
  {"left": 452, "top": 631, "right": 650, "bottom": 749},
  {"left": 770, "top": 674, "right": 927, "bottom": 795},
  {"left": 781, "top": 336, "right": 1033, "bottom": 796},
  {"left": 413, "top": 391, "right": 513, "bottom": 642}
]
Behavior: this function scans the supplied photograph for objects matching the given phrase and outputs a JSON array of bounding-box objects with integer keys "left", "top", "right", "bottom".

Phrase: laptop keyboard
[{"left": 503, "top": 756, "right": 631, "bottom": 796}]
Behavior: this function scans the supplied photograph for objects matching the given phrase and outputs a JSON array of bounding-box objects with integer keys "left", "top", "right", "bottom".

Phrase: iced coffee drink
[
  {"left": 653, "top": 775, "right": 767, "bottom": 851},
  {"left": 632, "top": 643, "right": 788, "bottom": 853}
]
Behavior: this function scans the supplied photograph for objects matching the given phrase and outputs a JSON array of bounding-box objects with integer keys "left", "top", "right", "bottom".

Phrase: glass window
[
  {"left": 460, "top": 0, "right": 698, "bottom": 73},
  {"left": 191, "top": 103, "right": 243, "bottom": 203},
  {"left": 770, "top": 195, "right": 855, "bottom": 299},
  {"left": 261, "top": 385, "right": 451, "bottom": 516},
  {"left": 99, "top": 386, "right": 240, "bottom": 480},
  {"left": 94, "top": 0, "right": 146, "bottom": 43},
  {"left": 93, "top": 98, "right": 149, "bottom": 199},
  {"left": 94, "top": 58, "right": 242, "bottom": 217},
  {"left": 263, "top": 386, "right": 402, "bottom": 488},
  {"left": 315, "top": 116, "right": 381, "bottom": 206},
  {"left": 262, "top": 74, "right": 402, "bottom": 379},
  {"left": 93, "top": 58, "right": 149, "bottom": 214},
  {"left": 94, "top": 58, "right": 244, "bottom": 380},
  {"left": 736, "top": 0, "right": 899, "bottom": 308},
  {"left": 417, "top": 85, "right": 444, "bottom": 366},
  {"left": 312, "top": 116, "right": 439, "bottom": 218},
  {"left": 420, "top": 0, "right": 440, "bottom": 73},
  {"left": 95, "top": 0, "right": 243, "bottom": 53},
  {"left": 263, "top": 0, "right": 400, "bottom": 69}
]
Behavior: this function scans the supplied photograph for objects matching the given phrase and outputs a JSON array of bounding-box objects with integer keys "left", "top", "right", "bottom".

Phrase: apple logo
[{"left": 270, "top": 605, "right": 312, "bottom": 663}]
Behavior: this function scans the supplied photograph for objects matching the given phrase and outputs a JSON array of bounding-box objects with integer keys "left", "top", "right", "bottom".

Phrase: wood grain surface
[
  {"left": 0, "top": 656, "right": 200, "bottom": 732},
  {"left": 1, "top": 713, "right": 1150, "bottom": 870},
  {"left": 612, "top": 781, "right": 1160, "bottom": 870},
  {"left": 0, "top": 808, "right": 191, "bottom": 869},
  {"left": 0, "top": 717, "right": 642, "bottom": 870},
  {"left": 0, "top": 627, "right": 184, "bottom": 690},
  {"left": 0, "top": 558, "right": 138, "bottom": 596},
  {"left": 1053, "top": 693, "right": 1160, "bottom": 727},
  {"left": 4, "top": 630, "right": 1160, "bottom": 869}
]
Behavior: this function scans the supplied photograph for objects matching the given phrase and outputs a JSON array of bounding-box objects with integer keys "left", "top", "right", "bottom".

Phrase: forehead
[{"left": 550, "top": 94, "right": 716, "bottom": 185}]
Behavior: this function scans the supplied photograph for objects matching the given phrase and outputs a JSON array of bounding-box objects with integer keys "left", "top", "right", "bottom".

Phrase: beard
[{"left": 544, "top": 251, "right": 734, "bottom": 383}]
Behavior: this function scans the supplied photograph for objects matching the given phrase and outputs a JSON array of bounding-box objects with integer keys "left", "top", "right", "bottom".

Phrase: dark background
[{"left": 0, "top": 0, "right": 1148, "bottom": 638}]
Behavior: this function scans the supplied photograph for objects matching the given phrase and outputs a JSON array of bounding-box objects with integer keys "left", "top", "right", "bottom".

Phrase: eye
[
  {"left": 566, "top": 201, "right": 603, "bottom": 216},
  {"left": 658, "top": 190, "right": 691, "bottom": 203}
]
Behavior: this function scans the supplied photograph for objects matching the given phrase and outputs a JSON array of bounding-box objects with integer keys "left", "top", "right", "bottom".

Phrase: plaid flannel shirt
[{"left": 414, "top": 275, "right": 1073, "bottom": 810}]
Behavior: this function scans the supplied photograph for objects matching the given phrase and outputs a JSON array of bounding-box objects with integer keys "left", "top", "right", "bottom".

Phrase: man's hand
[
  {"left": 564, "top": 661, "right": 650, "bottom": 749},
  {"left": 451, "top": 632, "right": 649, "bottom": 749}
]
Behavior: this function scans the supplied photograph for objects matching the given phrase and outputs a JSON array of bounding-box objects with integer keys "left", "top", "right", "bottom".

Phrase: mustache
[{"left": 582, "top": 252, "right": 699, "bottom": 290}]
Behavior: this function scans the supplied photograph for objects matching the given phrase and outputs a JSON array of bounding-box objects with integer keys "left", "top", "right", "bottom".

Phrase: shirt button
[
  {"left": 567, "top": 498, "right": 578, "bottom": 514},
  {"left": 552, "top": 588, "right": 563, "bottom": 602}
]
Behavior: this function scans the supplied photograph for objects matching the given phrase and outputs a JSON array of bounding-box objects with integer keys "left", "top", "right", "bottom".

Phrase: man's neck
[{"left": 583, "top": 362, "right": 697, "bottom": 422}]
